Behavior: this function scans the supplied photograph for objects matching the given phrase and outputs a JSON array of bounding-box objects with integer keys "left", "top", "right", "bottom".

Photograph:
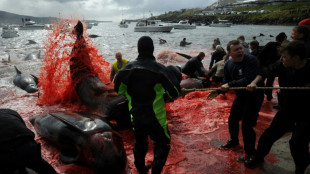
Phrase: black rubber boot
[{"left": 220, "top": 138, "right": 239, "bottom": 149}]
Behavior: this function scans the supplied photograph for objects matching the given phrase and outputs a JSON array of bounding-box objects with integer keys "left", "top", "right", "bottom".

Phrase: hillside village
[
  {"left": 200, "top": 0, "right": 305, "bottom": 15},
  {"left": 156, "top": 0, "right": 310, "bottom": 25},
  {"left": 0, "top": 0, "right": 309, "bottom": 26}
]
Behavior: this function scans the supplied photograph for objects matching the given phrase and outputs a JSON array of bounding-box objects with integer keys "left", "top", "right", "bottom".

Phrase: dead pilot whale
[
  {"left": 30, "top": 111, "right": 127, "bottom": 174},
  {"left": 13, "top": 66, "right": 38, "bottom": 93}
]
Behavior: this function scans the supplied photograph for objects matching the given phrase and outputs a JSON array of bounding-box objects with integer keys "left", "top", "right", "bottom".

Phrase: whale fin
[
  {"left": 14, "top": 66, "right": 22, "bottom": 74},
  {"left": 176, "top": 52, "right": 192, "bottom": 60},
  {"left": 30, "top": 74, "right": 39, "bottom": 84},
  {"left": 50, "top": 112, "right": 85, "bottom": 134}
]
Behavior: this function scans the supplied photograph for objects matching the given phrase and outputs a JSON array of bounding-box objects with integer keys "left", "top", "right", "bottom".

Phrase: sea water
[{"left": 0, "top": 22, "right": 293, "bottom": 88}]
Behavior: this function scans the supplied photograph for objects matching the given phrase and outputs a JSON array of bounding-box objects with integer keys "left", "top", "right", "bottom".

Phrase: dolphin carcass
[{"left": 30, "top": 111, "right": 128, "bottom": 174}]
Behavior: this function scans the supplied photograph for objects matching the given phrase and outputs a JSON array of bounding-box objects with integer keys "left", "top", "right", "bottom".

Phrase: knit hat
[
  {"left": 276, "top": 32, "right": 287, "bottom": 43},
  {"left": 298, "top": 18, "right": 310, "bottom": 28}
]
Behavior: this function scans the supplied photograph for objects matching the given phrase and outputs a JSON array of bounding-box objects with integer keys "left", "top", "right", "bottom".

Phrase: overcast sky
[{"left": 0, "top": 0, "right": 217, "bottom": 22}]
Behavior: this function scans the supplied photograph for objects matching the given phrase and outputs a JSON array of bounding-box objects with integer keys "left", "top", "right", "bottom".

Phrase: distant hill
[
  {"left": 0, "top": 10, "right": 59, "bottom": 25},
  {"left": 0, "top": 11, "right": 110, "bottom": 26}
]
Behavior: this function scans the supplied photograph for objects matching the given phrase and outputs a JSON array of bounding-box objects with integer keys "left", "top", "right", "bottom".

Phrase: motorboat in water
[
  {"left": 134, "top": 20, "right": 173, "bottom": 32},
  {"left": 173, "top": 20, "right": 196, "bottom": 29},
  {"left": 209, "top": 19, "right": 232, "bottom": 27},
  {"left": 1, "top": 25, "right": 19, "bottom": 38},
  {"left": 119, "top": 20, "right": 128, "bottom": 28},
  {"left": 19, "top": 18, "right": 47, "bottom": 30},
  {"left": 85, "top": 22, "right": 93, "bottom": 29}
]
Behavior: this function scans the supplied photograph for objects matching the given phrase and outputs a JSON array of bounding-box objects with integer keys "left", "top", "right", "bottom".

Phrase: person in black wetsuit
[
  {"left": 249, "top": 40, "right": 262, "bottom": 57},
  {"left": 209, "top": 45, "right": 226, "bottom": 70},
  {"left": 181, "top": 52, "right": 207, "bottom": 79},
  {"left": 245, "top": 40, "right": 310, "bottom": 174},
  {"left": 207, "top": 40, "right": 264, "bottom": 162},
  {"left": 291, "top": 25, "right": 310, "bottom": 57},
  {"left": 0, "top": 109, "right": 57, "bottom": 174},
  {"left": 114, "top": 36, "right": 181, "bottom": 174},
  {"left": 180, "top": 38, "right": 191, "bottom": 47},
  {"left": 258, "top": 32, "right": 287, "bottom": 101}
]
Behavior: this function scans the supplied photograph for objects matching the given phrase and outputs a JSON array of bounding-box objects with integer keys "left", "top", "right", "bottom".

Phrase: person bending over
[{"left": 181, "top": 52, "right": 207, "bottom": 79}]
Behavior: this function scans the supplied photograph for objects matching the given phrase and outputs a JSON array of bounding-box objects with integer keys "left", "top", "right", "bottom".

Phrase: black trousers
[
  {"left": 264, "top": 76, "right": 275, "bottom": 99},
  {"left": 228, "top": 91, "right": 264, "bottom": 156},
  {"left": 132, "top": 111, "right": 170, "bottom": 174},
  {"left": 256, "top": 110, "right": 310, "bottom": 174},
  {"left": 0, "top": 140, "right": 57, "bottom": 174}
]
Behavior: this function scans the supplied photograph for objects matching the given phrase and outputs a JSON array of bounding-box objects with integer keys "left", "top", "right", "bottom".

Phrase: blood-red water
[{"left": 5, "top": 18, "right": 290, "bottom": 174}]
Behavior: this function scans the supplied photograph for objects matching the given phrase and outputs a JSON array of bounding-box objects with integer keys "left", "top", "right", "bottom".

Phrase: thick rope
[{"left": 182, "top": 86, "right": 310, "bottom": 92}]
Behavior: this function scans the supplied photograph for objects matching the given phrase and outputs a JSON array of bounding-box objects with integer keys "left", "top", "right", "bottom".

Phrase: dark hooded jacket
[
  {"left": 0, "top": 109, "right": 35, "bottom": 150},
  {"left": 182, "top": 56, "right": 206, "bottom": 78},
  {"left": 114, "top": 36, "right": 180, "bottom": 131}
]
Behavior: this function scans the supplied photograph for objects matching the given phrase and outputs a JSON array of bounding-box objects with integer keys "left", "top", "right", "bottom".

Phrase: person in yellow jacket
[{"left": 110, "top": 52, "right": 129, "bottom": 82}]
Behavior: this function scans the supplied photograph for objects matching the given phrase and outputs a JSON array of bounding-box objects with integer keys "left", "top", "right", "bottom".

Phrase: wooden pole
[{"left": 181, "top": 86, "right": 310, "bottom": 92}]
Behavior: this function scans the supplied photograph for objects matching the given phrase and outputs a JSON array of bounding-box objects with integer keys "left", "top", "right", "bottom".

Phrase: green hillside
[{"left": 156, "top": 1, "right": 310, "bottom": 25}]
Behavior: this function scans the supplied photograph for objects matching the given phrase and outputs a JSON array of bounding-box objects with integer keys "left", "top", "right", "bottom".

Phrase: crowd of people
[{"left": 1, "top": 19, "right": 310, "bottom": 174}]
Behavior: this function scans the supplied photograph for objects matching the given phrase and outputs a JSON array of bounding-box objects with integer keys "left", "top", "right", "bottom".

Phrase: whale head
[
  {"left": 84, "top": 130, "right": 127, "bottom": 174},
  {"left": 25, "top": 83, "right": 38, "bottom": 93}
]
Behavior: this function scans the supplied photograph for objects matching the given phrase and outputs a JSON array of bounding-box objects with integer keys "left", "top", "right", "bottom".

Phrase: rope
[{"left": 181, "top": 86, "right": 310, "bottom": 92}]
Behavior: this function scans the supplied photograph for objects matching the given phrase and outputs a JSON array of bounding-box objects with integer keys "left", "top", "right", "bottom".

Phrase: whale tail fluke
[{"left": 14, "top": 66, "right": 22, "bottom": 74}]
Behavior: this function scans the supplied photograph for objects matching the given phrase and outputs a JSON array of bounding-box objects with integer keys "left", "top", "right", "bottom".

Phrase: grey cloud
[{"left": 45, "top": 0, "right": 87, "bottom": 2}]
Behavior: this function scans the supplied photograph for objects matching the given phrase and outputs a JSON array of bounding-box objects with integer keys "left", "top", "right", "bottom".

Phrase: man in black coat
[
  {"left": 0, "top": 109, "right": 57, "bottom": 174},
  {"left": 181, "top": 52, "right": 207, "bottom": 79},
  {"left": 207, "top": 40, "right": 264, "bottom": 162},
  {"left": 246, "top": 40, "right": 310, "bottom": 174},
  {"left": 258, "top": 32, "right": 287, "bottom": 101}
]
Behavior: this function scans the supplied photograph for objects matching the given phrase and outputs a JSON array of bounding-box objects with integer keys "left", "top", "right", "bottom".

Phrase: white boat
[
  {"left": 85, "top": 22, "right": 93, "bottom": 29},
  {"left": 134, "top": 20, "right": 173, "bottom": 32},
  {"left": 173, "top": 20, "right": 196, "bottom": 29},
  {"left": 119, "top": 9, "right": 128, "bottom": 28},
  {"left": 119, "top": 20, "right": 128, "bottom": 28},
  {"left": 1, "top": 26, "right": 19, "bottom": 38},
  {"left": 19, "top": 18, "right": 47, "bottom": 30},
  {"left": 209, "top": 19, "right": 232, "bottom": 27}
]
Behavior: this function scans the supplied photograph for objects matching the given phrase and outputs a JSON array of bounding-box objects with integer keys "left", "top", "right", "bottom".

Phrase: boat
[
  {"left": 209, "top": 19, "right": 232, "bottom": 27},
  {"left": 1, "top": 25, "right": 19, "bottom": 38},
  {"left": 134, "top": 20, "right": 173, "bottom": 32},
  {"left": 85, "top": 22, "right": 93, "bottom": 29},
  {"left": 119, "top": 20, "right": 128, "bottom": 28},
  {"left": 119, "top": 9, "right": 128, "bottom": 28},
  {"left": 173, "top": 20, "right": 196, "bottom": 29},
  {"left": 19, "top": 18, "right": 47, "bottom": 30}
]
